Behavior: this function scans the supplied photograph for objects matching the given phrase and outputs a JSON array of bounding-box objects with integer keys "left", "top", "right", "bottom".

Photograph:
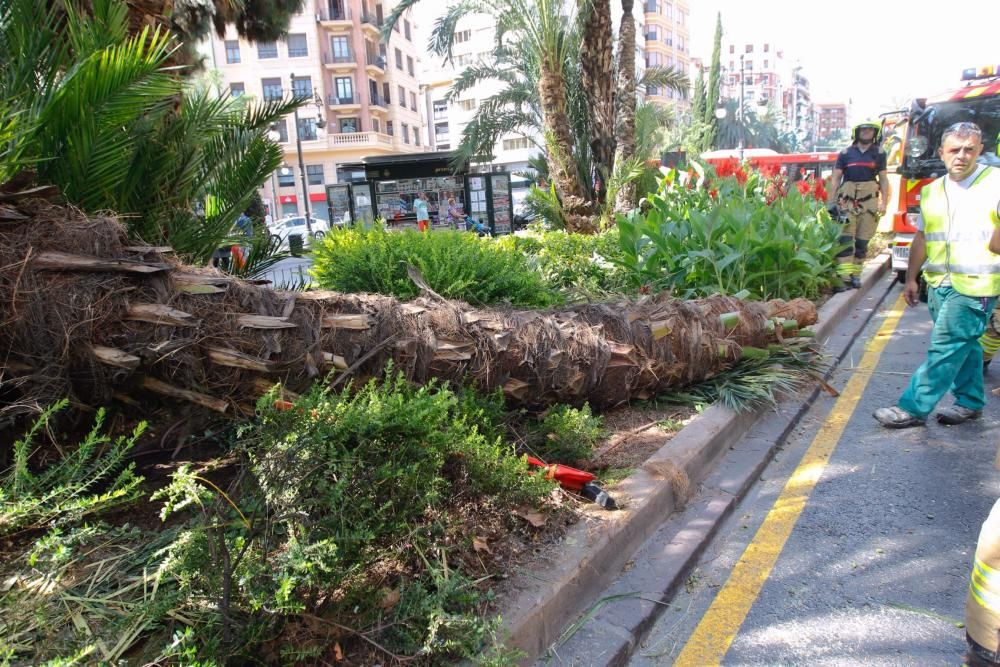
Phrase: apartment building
[
  {"left": 206, "top": 0, "right": 425, "bottom": 220},
  {"left": 642, "top": 0, "right": 691, "bottom": 105},
  {"left": 420, "top": 14, "right": 537, "bottom": 173},
  {"left": 815, "top": 102, "right": 848, "bottom": 144}
]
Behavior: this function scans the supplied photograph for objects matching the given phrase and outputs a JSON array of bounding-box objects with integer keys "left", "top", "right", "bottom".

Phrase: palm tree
[
  {"left": 578, "top": 0, "right": 616, "bottom": 195},
  {"left": 0, "top": 0, "right": 301, "bottom": 265}
]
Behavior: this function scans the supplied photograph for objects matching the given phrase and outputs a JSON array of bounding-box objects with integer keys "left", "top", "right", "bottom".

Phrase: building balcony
[
  {"left": 323, "top": 52, "right": 357, "bottom": 71},
  {"left": 328, "top": 131, "right": 394, "bottom": 151},
  {"left": 365, "top": 53, "right": 386, "bottom": 74},
  {"left": 368, "top": 92, "right": 388, "bottom": 112},
  {"left": 327, "top": 94, "right": 361, "bottom": 111},
  {"left": 317, "top": 7, "right": 352, "bottom": 29},
  {"left": 360, "top": 13, "right": 383, "bottom": 36}
]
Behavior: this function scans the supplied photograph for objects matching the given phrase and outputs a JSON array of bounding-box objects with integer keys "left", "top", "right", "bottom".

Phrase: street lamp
[
  {"left": 289, "top": 72, "right": 326, "bottom": 235},
  {"left": 714, "top": 106, "right": 727, "bottom": 120}
]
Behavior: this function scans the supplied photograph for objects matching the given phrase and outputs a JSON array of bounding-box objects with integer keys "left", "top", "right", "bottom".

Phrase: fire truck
[
  {"left": 702, "top": 149, "right": 840, "bottom": 182},
  {"left": 889, "top": 65, "right": 1000, "bottom": 282}
]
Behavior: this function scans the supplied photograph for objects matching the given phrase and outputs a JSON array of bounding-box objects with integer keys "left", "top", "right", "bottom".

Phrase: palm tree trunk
[
  {"left": 538, "top": 66, "right": 597, "bottom": 233},
  {"left": 613, "top": 0, "right": 638, "bottom": 213},
  {"left": 578, "top": 0, "right": 616, "bottom": 199},
  {"left": 0, "top": 200, "right": 817, "bottom": 419}
]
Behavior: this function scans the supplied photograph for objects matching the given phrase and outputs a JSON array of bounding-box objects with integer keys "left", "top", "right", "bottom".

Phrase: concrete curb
[{"left": 498, "top": 253, "right": 894, "bottom": 665}]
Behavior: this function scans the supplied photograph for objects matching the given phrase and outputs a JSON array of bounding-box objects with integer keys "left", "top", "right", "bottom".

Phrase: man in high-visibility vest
[{"left": 874, "top": 122, "right": 1000, "bottom": 428}]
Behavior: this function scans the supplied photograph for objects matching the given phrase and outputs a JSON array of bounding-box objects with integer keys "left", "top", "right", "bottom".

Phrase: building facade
[
  {"left": 419, "top": 14, "right": 537, "bottom": 173},
  {"left": 815, "top": 102, "right": 848, "bottom": 145},
  {"left": 641, "top": 0, "right": 691, "bottom": 105},
  {"left": 205, "top": 0, "right": 426, "bottom": 220}
]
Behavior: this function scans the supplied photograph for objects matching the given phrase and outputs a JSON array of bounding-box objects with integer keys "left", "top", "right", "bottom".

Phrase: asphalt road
[
  {"left": 628, "top": 282, "right": 1000, "bottom": 666},
  {"left": 259, "top": 256, "right": 312, "bottom": 288}
]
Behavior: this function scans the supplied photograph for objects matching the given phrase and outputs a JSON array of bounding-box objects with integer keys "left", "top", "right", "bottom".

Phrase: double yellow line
[{"left": 673, "top": 294, "right": 908, "bottom": 665}]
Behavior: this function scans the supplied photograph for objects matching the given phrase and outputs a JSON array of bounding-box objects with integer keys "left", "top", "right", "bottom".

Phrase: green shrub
[
  {"left": 498, "top": 226, "right": 630, "bottom": 299},
  {"left": 311, "top": 226, "right": 556, "bottom": 307},
  {"left": 0, "top": 400, "right": 145, "bottom": 536},
  {"left": 616, "top": 166, "right": 842, "bottom": 301},
  {"left": 532, "top": 404, "right": 604, "bottom": 463}
]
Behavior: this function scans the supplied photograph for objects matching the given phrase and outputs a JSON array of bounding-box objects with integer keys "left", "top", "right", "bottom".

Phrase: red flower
[
  {"left": 759, "top": 163, "right": 780, "bottom": 179},
  {"left": 796, "top": 180, "right": 812, "bottom": 195},
  {"left": 813, "top": 180, "right": 828, "bottom": 202},
  {"left": 733, "top": 167, "right": 748, "bottom": 185},
  {"left": 709, "top": 188, "right": 718, "bottom": 199}
]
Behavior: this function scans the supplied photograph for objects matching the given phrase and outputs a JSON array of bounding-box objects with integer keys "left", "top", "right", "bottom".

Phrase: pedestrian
[
  {"left": 874, "top": 122, "right": 1000, "bottom": 428},
  {"left": 445, "top": 197, "right": 464, "bottom": 228},
  {"left": 965, "top": 498, "right": 1000, "bottom": 667},
  {"left": 827, "top": 120, "right": 890, "bottom": 292},
  {"left": 414, "top": 191, "right": 430, "bottom": 232}
]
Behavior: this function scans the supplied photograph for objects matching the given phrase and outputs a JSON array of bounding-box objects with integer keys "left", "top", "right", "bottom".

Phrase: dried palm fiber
[{"left": 0, "top": 199, "right": 818, "bottom": 419}]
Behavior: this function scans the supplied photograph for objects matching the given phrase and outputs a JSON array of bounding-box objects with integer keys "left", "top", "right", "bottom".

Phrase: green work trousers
[{"left": 898, "top": 285, "right": 997, "bottom": 419}]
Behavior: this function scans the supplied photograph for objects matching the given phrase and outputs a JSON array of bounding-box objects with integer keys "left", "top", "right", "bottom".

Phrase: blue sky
[{"left": 689, "top": 0, "right": 999, "bottom": 120}]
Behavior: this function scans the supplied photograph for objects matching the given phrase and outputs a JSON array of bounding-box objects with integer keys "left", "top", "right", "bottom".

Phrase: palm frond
[{"left": 639, "top": 66, "right": 689, "bottom": 97}]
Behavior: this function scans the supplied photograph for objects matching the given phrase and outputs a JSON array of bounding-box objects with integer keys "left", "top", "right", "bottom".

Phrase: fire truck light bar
[{"left": 962, "top": 65, "right": 998, "bottom": 81}]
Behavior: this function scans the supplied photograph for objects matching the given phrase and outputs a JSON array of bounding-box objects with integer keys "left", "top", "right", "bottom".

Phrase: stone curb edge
[{"left": 497, "top": 253, "right": 894, "bottom": 665}]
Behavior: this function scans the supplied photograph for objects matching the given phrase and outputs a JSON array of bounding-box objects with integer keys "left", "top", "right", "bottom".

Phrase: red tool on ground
[{"left": 526, "top": 456, "right": 617, "bottom": 509}]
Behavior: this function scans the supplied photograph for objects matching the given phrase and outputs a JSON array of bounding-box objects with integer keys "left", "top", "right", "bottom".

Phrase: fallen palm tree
[{"left": 0, "top": 194, "right": 817, "bottom": 421}]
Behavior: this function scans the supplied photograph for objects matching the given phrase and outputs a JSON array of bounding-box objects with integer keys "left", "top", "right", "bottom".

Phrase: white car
[{"left": 267, "top": 216, "right": 331, "bottom": 250}]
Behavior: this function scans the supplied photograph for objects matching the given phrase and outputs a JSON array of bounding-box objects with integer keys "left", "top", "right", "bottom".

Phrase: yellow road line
[{"left": 673, "top": 293, "right": 908, "bottom": 666}]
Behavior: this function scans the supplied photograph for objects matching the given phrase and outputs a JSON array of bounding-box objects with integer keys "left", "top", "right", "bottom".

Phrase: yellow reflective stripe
[
  {"left": 907, "top": 179, "right": 922, "bottom": 193},
  {"left": 979, "top": 332, "right": 1000, "bottom": 357},
  {"left": 971, "top": 559, "right": 1000, "bottom": 611},
  {"left": 924, "top": 230, "right": 993, "bottom": 243},
  {"left": 924, "top": 263, "right": 1000, "bottom": 274},
  {"left": 965, "top": 86, "right": 990, "bottom": 98}
]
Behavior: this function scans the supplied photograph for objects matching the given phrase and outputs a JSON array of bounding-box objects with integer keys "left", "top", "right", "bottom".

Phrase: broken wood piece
[
  {"left": 0, "top": 184, "right": 60, "bottom": 203},
  {"left": 177, "top": 283, "right": 227, "bottom": 294},
  {"left": 433, "top": 340, "right": 474, "bottom": 361},
  {"left": 237, "top": 315, "right": 297, "bottom": 329},
  {"left": 141, "top": 376, "right": 228, "bottom": 413},
  {"left": 321, "top": 313, "right": 372, "bottom": 330},
  {"left": 34, "top": 251, "right": 171, "bottom": 273},
  {"left": 90, "top": 345, "right": 141, "bottom": 370},
  {"left": 322, "top": 352, "right": 349, "bottom": 370},
  {"left": 2, "top": 360, "right": 34, "bottom": 374},
  {"left": 400, "top": 303, "right": 427, "bottom": 316},
  {"left": 171, "top": 273, "right": 232, "bottom": 286},
  {"left": 126, "top": 304, "right": 198, "bottom": 327},
  {"left": 503, "top": 378, "right": 531, "bottom": 400},
  {"left": 0, "top": 205, "right": 29, "bottom": 221},
  {"left": 207, "top": 347, "right": 276, "bottom": 373},
  {"left": 122, "top": 245, "right": 173, "bottom": 254}
]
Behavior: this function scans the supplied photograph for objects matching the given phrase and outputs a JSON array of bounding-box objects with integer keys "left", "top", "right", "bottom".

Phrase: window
[
  {"left": 401, "top": 123, "right": 409, "bottom": 144},
  {"left": 287, "top": 33, "right": 308, "bottom": 57},
  {"left": 458, "top": 99, "right": 475, "bottom": 111},
  {"left": 395, "top": 48, "right": 403, "bottom": 69},
  {"left": 502, "top": 137, "right": 530, "bottom": 151},
  {"left": 763, "top": 59, "right": 769, "bottom": 69},
  {"left": 729, "top": 60, "right": 734, "bottom": 70},
  {"left": 339, "top": 117, "right": 359, "bottom": 133},
  {"left": 647, "top": 84, "right": 660, "bottom": 96},
  {"left": 664, "top": 30, "right": 672, "bottom": 46},
  {"left": 407, "top": 56, "right": 414, "bottom": 76},
  {"left": 270, "top": 120, "right": 288, "bottom": 143},
  {"left": 646, "top": 53, "right": 660, "bottom": 67},
  {"left": 663, "top": 3, "right": 672, "bottom": 19},
  {"left": 414, "top": 129, "right": 420, "bottom": 146},
  {"left": 729, "top": 45, "right": 735, "bottom": 54},
  {"left": 262, "top": 77, "right": 283, "bottom": 100},
  {"left": 307, "top": 165, "right": 324, "bottom": 185},
  {"left": 278, "top": 168, "right": 295, "bottom": 187},
  {"left": 230, "top": 82, "right": 245, "bottom": 97},
  {"left": 745, "top": 44, "right": 753, "bottom": 53},
  {"left": 281, "top": 202, "right": 298, "bottom": 217},
  {"left": 225, "top": 40, "right": 240, "bottom": 64},
  {"left": 404, "top": 19, "right": 412, "bottom": 40},
  {"left": 454, "top": 30, "right": 471, "bottom": 43},
  {"left": 386, "top": 120, "right": 394, "bottom": 136},
  {"left": 257, "top": 41, "right": 278, "bottom": 59},
  {"left": 764, "top": 43, "right": 770, "bottom": 52},
  {"left": 433, "top": 100, "right": 447, "bottom": 119},
  {"left": 298, "top": 118, "right": 318, "bottom": 141},
  {"left": 410, "top": 91, "right": 417, "bottom": 111},
  {"left": 677, "top": 10, "right": 684, "bottom": 25},
  {"left": 645, "top": 0, "right": 657, "bottom": 12},
  {"left": 645, "top": 27, "right": 657, "bottom": 40},
  {"left": 335, "top": 77, "right": 354, "bottom": 103},
  {"left": 677, "top": 36, "right": 684, "bottom": 51},
  {"left": 331, "top": 36, "right": 351, "bottom": 60},
  {"left": 455, "top": 54, "right": 474, "bottom": 67},
  {"left": 744, "top": 60, "right": 752, "bottom": 71},
  {"left": 382, "top": 82, "right": 391, "bottom": 104},
  {"left": 398, "top": 85, "right": 406, "bottom": 107},
  {"left": 292, "top": 76, "right": 312, "bottom": 98},
  {"left": 372, "top": 118, "right": 381, "bottom": 133}
]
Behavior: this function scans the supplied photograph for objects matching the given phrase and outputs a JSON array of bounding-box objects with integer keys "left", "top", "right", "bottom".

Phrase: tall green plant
[{"left": 0, "top": 0, "right": 300, "bottom": 263}]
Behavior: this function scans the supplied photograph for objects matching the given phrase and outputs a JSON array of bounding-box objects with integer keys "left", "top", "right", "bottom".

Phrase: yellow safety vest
[
  {"left": 967, "top": 498, "right": 1000, "bottom": 660},
  {"left": 921, "top": 166, "right": 1000, "bottom": 296}
]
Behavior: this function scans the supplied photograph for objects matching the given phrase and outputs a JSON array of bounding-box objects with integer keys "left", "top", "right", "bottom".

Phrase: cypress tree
[{"left": 703, "top": 12, "right": 723, "bottom": 148}]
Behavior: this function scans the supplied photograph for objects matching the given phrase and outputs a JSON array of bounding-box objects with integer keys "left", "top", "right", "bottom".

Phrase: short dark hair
[{"left": 942, "top": 121, "right": 983, "bottom": 142}]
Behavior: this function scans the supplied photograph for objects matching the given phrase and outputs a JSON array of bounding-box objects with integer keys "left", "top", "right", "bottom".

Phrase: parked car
[{"left": 267, "top": 215, "right": 330, "bottom": 250}]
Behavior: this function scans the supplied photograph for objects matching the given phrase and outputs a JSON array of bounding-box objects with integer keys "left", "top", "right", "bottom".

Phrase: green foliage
[
  {"left": 0, "top": 400, "right": 146, "bottom": 536},
  {"left": 532, "top": 404, "right": 604, "bottom": 463},
  {"left": 0, "top": 0, "right": 299, "bottom": 264},
  {"left": 311, "top": 226, "right": 556, "bottom": 306},
  {"left": 616, "top": 166, "right": 842, "bottom": 301},
  {"left": 497, "top": 226, "right": 629, "bottom": 299}
]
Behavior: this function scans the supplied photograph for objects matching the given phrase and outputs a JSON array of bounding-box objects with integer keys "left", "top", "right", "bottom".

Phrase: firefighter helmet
[{"left": 853, "top": 120, "right": 882, "bottom": 143}]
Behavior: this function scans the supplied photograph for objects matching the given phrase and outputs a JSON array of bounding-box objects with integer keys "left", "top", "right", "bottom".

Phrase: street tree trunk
[
  {"left": 537, "top": 66, "right": 597, "bottom": 234},
  {"left": 613, "top": 0, "right": 638, "bottom": 213},
  {"left": 578, "top": 0, "right": 616, "bottom": 199},
  {"left": 0, "top": 200, "right": 817, "bottom": 421}
]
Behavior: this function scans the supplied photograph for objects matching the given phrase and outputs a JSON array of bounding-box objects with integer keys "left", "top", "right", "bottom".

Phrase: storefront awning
[{"left": 279, "top": 194, "right": 297, "bottom": 204}]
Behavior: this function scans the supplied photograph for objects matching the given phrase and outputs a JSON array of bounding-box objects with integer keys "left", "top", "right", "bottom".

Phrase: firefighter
[
  {"left": 980, "top": 136, "right": 1000, "bottom": 370},
  {"left": 827, "top": 120, "right": 890, "bottom": 291},
  {"left": 874, "top": 122, "right": 1000, "bottom": 429},
  {"left": 966, "top": 498, "right": 1000, "bottom": 667}
]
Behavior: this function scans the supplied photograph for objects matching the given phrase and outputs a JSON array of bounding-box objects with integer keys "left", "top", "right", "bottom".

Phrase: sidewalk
[{"left": 496, "top": 253, "right": 895, "bottom": 665}]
